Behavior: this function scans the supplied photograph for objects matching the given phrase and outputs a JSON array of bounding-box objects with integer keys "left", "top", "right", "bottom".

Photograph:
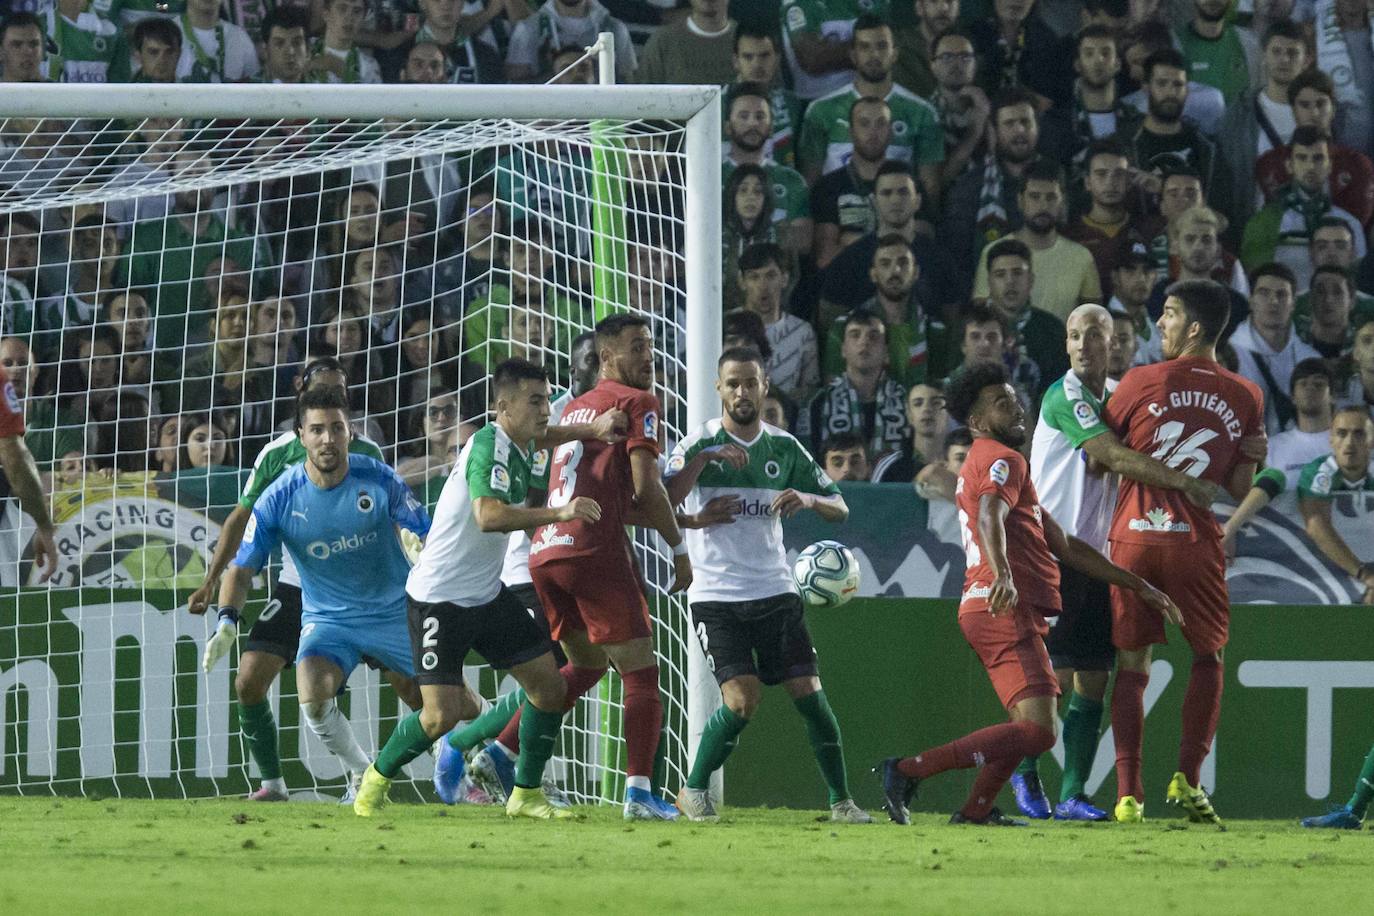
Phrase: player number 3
[{"left": 546, "top": 441, "right": 585, "bottom": 508}]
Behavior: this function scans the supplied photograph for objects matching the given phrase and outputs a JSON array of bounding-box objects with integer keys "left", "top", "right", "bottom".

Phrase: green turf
[{"left": 0, "top": 797, "right": 1367, "bottom": 914}]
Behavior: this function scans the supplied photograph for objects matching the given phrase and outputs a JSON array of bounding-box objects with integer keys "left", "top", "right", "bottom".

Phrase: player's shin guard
[
  {"left": 495, "top": 664, "right": 608, "bottom": 755},
  {"left": 795, "top": 690, "right": 850, "bottom": 806},
  {"left": 239, "top": 700, "right": 282, "bottom": 782},
  {"left": 621, "top": 666, "right": 663, "bottom": 780},
  {"left": 513, "top": 700, "right": 563, "bottom": 789},
  {"left": 375, "top": 712, "right": 433, "bottom": 779},
  {"left": 301, "top": 700, "right": 371, "bottom": 778},
  {"left": 686, "top": 705, "right": 749, "bottom": 791},
  {"left": 1111, "top": 669, "right": 1149, "bottom": 801},
  {"left": 449, "top": 690, "right": 525, "bottom": 753},
  {"left": 1179, "top": 654, "right": 1223, "bottom": 786},
  {"left": 1060, "top": 692, "right": 1105, "bottom": 801},
  {"left": 897, "top": 720, "right": 1055, "bottom": 781}
]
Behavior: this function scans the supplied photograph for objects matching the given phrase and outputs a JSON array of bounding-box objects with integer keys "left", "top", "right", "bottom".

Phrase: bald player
[{"left": 1013, "top": 304, "right": 1221, "bottom": 821}]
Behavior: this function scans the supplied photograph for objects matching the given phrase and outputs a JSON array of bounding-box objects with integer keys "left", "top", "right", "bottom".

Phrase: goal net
[{"left": 0, "top": 79, "right": 722, "bottom": 803}]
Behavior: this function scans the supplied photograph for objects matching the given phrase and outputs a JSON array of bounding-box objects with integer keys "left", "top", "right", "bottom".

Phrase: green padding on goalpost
[{"left": 590, "top": 119, "right": 630, "bottom": 322}]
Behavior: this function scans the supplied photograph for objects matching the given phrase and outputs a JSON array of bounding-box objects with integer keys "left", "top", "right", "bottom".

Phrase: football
[{"left": 792, "top": 540, "right": 861, "bottom": 607}]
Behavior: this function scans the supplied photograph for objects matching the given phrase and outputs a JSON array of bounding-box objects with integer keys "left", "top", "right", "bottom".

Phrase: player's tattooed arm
[
  {"left": 536, "top": 408, "right": 628, "bottom": 448},
  {"left": 1041, "top": 510, "right": 1183, "bottom": 626},
  {"left": 1079, "top": 431, "right": 1219, "bottom": 509},
  {"left": 472, "top": 495, "right": 601, "bottom": 532},
  {"left": 976, "top": 494, "right": 1018, "bottom": 616}
]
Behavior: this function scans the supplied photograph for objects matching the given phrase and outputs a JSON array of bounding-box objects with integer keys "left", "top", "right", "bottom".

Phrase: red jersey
[
  {"left": 955, "top": 438, "right": 1061, "bottom": 617},
  {"left": 1254, "top": 145, "right": 1374, "bottom": 229},
  {"left": 0, "top": 366, "right": 24, "bottom": 438},
  {"left": 529, "top": 378, "right": 661, "bottom": 565},
  {"left": 1104, "top": 357, "right": 1263, "bottom": 546}
]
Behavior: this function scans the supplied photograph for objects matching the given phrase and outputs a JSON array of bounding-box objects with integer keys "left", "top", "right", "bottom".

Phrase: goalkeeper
[
  {"left": 197, "top": 358, "right": 432, "bottom": 802},
  {"left": 217, "top": 387, "right": 431, "bottom": 800}
]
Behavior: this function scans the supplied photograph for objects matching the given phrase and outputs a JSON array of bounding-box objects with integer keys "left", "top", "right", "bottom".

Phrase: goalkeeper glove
[
  {"left": 400, "top": 528, "right": 424, "bottom": 564},
  {"left": 202, "top": 607, "right": 240, "bottom": 673}
]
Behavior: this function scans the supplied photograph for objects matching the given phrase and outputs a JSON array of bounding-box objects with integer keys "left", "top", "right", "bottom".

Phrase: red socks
[
  {"left": 1179, "top": 654, "right": 1224, "bottom": 786},
  {"left": 897, "top": 720, "right": 1055, "bottom": 780},
  {"left": 620, "top": 666, "right": 663, "bottom": 779},
  {"left": 960, "top": 756, "right": 1019, "bottom": 821},
  {"left": 496, "top": 664, "right": 607, "bottom": 755},
  {"left": 1112, "top": 668, "right": 1149, "bottom": 801}
]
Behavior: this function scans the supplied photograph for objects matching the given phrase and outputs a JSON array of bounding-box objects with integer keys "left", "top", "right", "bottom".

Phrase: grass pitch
[{"left": 0, "top": 797, "right": 1366, "bottom": 914}]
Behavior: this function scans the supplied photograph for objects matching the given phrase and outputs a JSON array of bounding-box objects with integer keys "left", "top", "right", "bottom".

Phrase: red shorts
[
  {"left": 959, "top": 604, "right": 1060, "bottom": 711},
  {"left": 1108, "top": 539, "right": 1229, "bottom": 654},
  {"left": 531, "top": 553, "right": 651, "bottom": 646}
]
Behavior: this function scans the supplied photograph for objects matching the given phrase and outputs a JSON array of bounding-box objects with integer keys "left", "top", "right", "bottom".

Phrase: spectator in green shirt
[
  {"left": 724, "top": 83, "right": 813, "bottom": 260},
  {"left": 796, "top": 13, "right": 944, "bottom": 198},
  {"left": 1175, "top": 0, "right": 1258, "bottom": 105},
  {"left": 823, "top": 232, "right": 950, "bottom": 387},
  {"left": 728, "top": 24, "right": 805, "bottom": 168},
  {"left": 892, "top": 0, "right": 959, "bottom": 99},
  {"left": 463, "top": 230, "right": 584, "bottom": 375},
  {"left": 127, "top": 166, "right": 267, "bottom": 350}
]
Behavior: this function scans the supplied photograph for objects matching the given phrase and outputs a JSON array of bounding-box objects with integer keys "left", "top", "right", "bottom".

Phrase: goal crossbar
[{"left": 0, "top": 82, "right": 721, "bottom": 124}]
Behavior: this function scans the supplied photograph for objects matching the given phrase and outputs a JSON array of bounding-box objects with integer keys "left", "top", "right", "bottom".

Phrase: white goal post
[{"left": 0, "top": 71, "right": 723, "bottom": 803}]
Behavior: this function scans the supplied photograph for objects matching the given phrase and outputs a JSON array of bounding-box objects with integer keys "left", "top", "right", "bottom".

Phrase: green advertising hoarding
[
  {"left": 0, "top": 588, "right": 423, "bottom": 799},
  {"left": 726, "top": 599, "right": 1374, "bottom": 820},
  {"left": 5, "top": 590, "right": 1373, "bottom": 819}
]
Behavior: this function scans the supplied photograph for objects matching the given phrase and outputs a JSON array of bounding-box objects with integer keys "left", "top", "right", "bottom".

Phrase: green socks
[
  {"left": 238, "top": 700, "right": 282, "bottom": 781},
  {"left": 514, "top": 701, "right": 563, "bottom": 789},
  {"left": 1345, "top": 741, "right": 1374, "bottom": 818},
  {"left": 1015, "top": 756, "right": 1039, "bottom": 777},
  {"left": 448, "top": 690, "right": 525, "bottom": 752},
  {"left": 686, "top": 705, "right": 750, "bottom": 790},
  {"left": 794, "top": 690, "right": 849, "bottom": 806},
  {"left": 375, "top": 712, "right": 434, "bottom": 779},
  {"left": 1060, "top": 692, "right": 1105, "bottom": 801}
]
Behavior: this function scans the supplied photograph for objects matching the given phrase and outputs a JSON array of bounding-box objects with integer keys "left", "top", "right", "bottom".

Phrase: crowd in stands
[{"left": 2, "top": 0, "right": 1374, "bottom": 538}]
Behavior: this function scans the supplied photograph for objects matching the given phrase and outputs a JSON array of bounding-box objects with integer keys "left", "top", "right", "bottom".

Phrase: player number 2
[
  {"left": 1149, "top": 420, "right": 1217, "bottom": 477},
  {"left": 546, "top": 441, "right": 584, "bottom": 508},
  {"left": 421, "top": 616, "right": 439, "bottom": 648}
]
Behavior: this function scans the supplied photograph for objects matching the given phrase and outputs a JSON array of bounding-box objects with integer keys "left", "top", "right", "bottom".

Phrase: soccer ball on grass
[{"left": 792, "top": 540, "right": 860, "bottom": 607}]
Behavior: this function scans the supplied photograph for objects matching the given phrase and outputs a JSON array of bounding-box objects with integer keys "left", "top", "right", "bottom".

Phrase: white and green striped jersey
[
  {"left": 1030, "top": 370, "right": 1117, "bottom": 551},
  {"left": 409, "top": 422, "right": 534, "bottom": 607},
  {"left": 44, "top": 7, "right": 121, "bottom": 83},
  {"left": 670, "top": 419, "right": 840, "bottom": 604},
  {"left": 501, "top": 389, "right": 572, "bottom": 587}
]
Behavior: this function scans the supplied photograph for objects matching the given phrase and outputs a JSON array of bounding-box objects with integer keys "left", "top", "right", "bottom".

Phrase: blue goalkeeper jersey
[{"left": 234, "top": 454, "right": 431, "bottom": 622}]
